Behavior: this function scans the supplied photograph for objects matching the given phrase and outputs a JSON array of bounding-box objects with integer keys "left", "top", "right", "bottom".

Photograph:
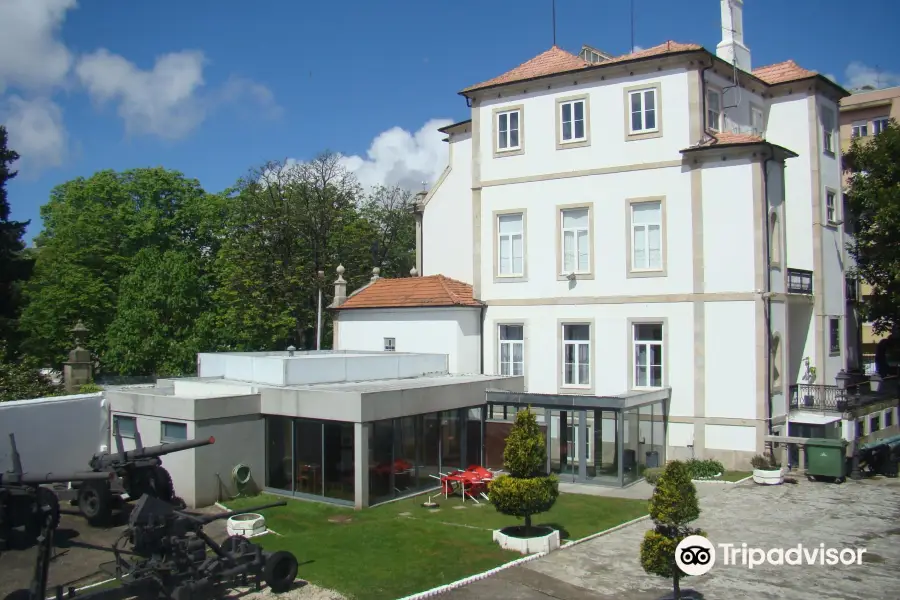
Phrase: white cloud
[
  {"left": 336, "top": 118, "right": 454, "bottom": 191},
  {"left": 0, "top": 0, "right": 75, "bottom": 94},
  {"left": 0, "top": 96, "right": 67, "bottom": 176},
  {"left": 844, "top": 62, "right": 900, "bottom": 90},
  {"left": 823, "top": 73, "right": 837, "bottom": 83},
  {"left": 631, "top": 45, "right": 645, "bottom": 53}
]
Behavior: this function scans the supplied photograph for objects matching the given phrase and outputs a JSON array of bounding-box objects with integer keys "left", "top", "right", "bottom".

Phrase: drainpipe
[
  {"left": 479, "top": 304, "right": 486, "bottom": 374},
  {"left": 763, "top": 156, "right": 775, "bottom": 441},
  {"left": 699, "top": 61, "right": 714, "bottom": 143}
]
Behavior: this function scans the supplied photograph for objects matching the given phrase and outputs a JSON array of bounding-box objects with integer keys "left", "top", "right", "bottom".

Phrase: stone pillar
[
  {"left": 63, "top": 321, "right": 92, "bottom": 393},
  {"left": 412, "top": 191, "right": 425, "bottom": 276},
  {"left": 354, "top": 422, "right": 370, "bottom": 510}
]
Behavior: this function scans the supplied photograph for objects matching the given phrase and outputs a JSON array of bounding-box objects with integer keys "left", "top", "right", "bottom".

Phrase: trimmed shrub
[
  {"left": 644, "top": 467, "right": 665, "bottom": 485},
  {"left": 79, "top": 383, "right": 103, "bottom": 393},
  {"left": 686, "top": 459, "right": 725, "bottom": 480},
  {"left": 488, "top": 407, "right": 559, "bottom": 534},
  {"left": 640, "top": 460, "right": 705, "bottom": 599},
  {"left": 750, "top": 454, "right": 780, "bottom": 470}
]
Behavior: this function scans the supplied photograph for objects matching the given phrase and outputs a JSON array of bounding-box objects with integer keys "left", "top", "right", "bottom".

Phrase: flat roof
[
  {"left": 486, "top": 388, "right": 671, "bottom": 410},
  {"left": 210, "top": 373, "right": 513, "bottom": 393}
]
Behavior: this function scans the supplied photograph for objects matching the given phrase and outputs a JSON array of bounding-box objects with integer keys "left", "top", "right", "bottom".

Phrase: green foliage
[
  {"left": 750, "top": 454, "right": 780, "bottom": 470},
  {"left": 685, "top": 459, "right": 725, "bottom": 480},
  {"left": 845, "top": 118, "right": 900, "bottom": 337},
  {"left": 78, "top": 383, "right": 103, "bottom": 393},
  {"left": 0, "top": 126, "right": 33, "bottom": 356},
  {"left": 502, "top": 407, "right": 546, "bottom": 477},
  {"left": 641, "top": 460, "right": 704, "bottom": 599},
  {"left": 489, "top": 407, "right": 559, "bottom": 533},
  {"left": 644, "top": 467, "right": 665, "bottom": 485},
  {"left": 0, "top": 342, "right": 62, "bottom": 401}
]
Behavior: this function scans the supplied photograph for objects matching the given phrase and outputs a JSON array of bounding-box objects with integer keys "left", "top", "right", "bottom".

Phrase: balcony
[
  {"left": 789, "top": 384, "right": 842, "bottom": 412},
  {"left": 786, "top": 268, "right": 813, "bottom": 295},
  {"left": 789, "top": 377, "right": 899, "bottom": 414}
]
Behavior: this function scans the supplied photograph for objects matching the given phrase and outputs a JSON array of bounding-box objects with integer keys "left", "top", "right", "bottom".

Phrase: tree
[
  {"left": 19, "top": 168, "right": 215, "bottom": 370},
  {"left": 846, "top": 118, "right": 900, "bottom": 338},
  {"left": 487, "top": 407, "right": 559, "bottom": 535},
  {"left": 640, "top": 460, "right": 705, "bottom": 600},
  {"left": 0, "top": 342, "right": 62, "bottom": 402},
  {"left": 0, "top": 125, "right": 33, "bottom": 355}
]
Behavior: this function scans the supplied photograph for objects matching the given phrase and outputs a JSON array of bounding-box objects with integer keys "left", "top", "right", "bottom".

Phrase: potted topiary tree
[
  {"left": 489, "top": 407, "right": 560, "bottom": 554},
  {"left": 750, "top": 453, "right": 784, "bottom": 485},
  {"left": 640, "top": 461, "right": 706, "bottom": 600}
]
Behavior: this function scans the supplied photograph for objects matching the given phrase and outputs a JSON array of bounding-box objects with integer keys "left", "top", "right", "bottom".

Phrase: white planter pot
[
  {"left": 752, "top": 468, "right": 784, "bottom": 485},
  {"left": 226, "top": 513, "right": 267, "bottom": 538},
  {"left": 493, "top": 526, "right": 560, "bottom": 555}
]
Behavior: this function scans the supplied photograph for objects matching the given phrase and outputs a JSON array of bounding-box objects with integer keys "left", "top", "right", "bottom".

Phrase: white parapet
[
  {"left": 493, "top": 527, "right": 560, "bottom": 555},
  {"left": 226, "top": 513, "right": 268, "bottom": 538}
]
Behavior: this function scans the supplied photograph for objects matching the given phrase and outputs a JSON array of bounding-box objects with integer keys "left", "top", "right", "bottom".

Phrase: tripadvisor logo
[{"left": 675, "top": 535, "right": 867, "bottom": 574}]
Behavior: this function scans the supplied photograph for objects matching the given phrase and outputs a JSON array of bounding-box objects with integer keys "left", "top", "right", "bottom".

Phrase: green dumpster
[{"left": 805, "top": 438, "right": 849, "bottom": 483}]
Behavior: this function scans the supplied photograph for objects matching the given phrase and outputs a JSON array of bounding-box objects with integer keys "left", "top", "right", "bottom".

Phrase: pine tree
[
  {"left": 0, "top": 125, "right": 32, "bottom": 357},
  {"left": 639, "top": 461, "right": 705, "bottom": 599}
]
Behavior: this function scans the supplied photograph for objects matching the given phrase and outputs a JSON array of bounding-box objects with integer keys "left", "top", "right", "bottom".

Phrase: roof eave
[
  {"left": 767, "top": 74, "right": 851, "bottom": 99},
  {"left": 438, "top": 119, "right": 472, "bottom": 134},
  {"left": 331, "top": 303, "right": 483, "bottom": 311},
  {"left": 680, "top": 140, "right": 799, "bottom": 160},
  {"left": 458, "top": 48, "right": 705, "bottom": 98}
]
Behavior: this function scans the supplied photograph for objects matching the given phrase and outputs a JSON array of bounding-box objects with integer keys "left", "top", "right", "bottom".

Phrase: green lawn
[
  {"left": 224, "top": 491, "right": 648, "bottom": 600},
  {"left": 720, "top": 471, "right": 752, "bottom": 482}
]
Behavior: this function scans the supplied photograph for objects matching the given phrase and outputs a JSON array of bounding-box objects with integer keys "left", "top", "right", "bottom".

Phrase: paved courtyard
[{"left": 442, "top": 477, "right": 900, "bottom": 600}]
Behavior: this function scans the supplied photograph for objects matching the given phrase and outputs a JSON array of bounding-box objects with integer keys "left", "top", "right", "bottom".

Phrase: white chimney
[{"left": 716, "top": 0, "right": 751, "bottom": 72}]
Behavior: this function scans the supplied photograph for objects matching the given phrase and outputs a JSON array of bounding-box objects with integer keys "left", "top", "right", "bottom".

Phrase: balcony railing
[
  {"left": 786, "top": 268, "right": 813, "bottom": 295},
  {"left": 789, "top": 384, "right": 842, "bottom": 412}
]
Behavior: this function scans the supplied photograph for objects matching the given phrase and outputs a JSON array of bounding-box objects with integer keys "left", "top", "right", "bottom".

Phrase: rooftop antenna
[
  {"left": 630, "top": 0, "right": 635, "bottom": 52},
  {"left": 552, "top": 0, "right": 557, "bottom": 47}
]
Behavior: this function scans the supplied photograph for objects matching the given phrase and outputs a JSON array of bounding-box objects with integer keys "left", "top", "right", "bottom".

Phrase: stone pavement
[{"left": 440, "top": 477, "right": 900, "bottom": 600}]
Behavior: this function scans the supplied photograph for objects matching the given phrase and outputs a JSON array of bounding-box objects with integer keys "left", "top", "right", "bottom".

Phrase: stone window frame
[
  {"left": 824, "top": 187, "right": 841, "bottom": 226},
  {"left": 627, "top": 317, "right": 669, "bottom": 391},
  {"left": 495, "top": 321, "right": 528, "bottom": 382},
  {"left": 557, "top": 318, "right": 595, "bottom": 395},
  {"left": 625, "top": 196, "right": 668, "bottom": 278},
  {"left": 828, "top": 317, "right": 841, "bottom": 356},
  {"left": 706, "top": 85, "right": 724, "bottom": 132},
  {"left": 556, "top": 93, "right": 591, "bottom": 150},
  {"left": 820, "top": 104, "right": 836, "bottom": 157},
  {"left": 492, "top": 105, "right": 525, "bottom": 158},
  {"left": 750, "top": 103, "right": 766, "bottom": 137},
  {"left": 555, "top": 202, "right": 595, "bottom": 281},
  {"left": 771, "top": 331, "right": 783, "bottom": 394},
  {"left": 492, "top": 208, "right": 528, "bottom": 283},
  {"left": 623, "top": 82, "right": 663, "bottom": 141},
  {"left": 769, "top": 209, "right": 782, "bottom": 268}
]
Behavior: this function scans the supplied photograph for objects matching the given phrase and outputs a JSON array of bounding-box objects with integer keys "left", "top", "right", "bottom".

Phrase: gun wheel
[
  {"left": 263, "top": 550, "right": 298, "bottom": 593},
  {"left": 78, "top": 480, "right": 112, "bottom": 526},
  {"left": 26, "top": 487, "right": 60, "bottom": 535},
  {"left": 152, "top": 466, "right": 176, "bottom": 503},
  {"left": 3, "top": 589, "right": 31, "bottom": 600},
  {"left": 223, "top": 534, "right": 252, "bottom": 556}
]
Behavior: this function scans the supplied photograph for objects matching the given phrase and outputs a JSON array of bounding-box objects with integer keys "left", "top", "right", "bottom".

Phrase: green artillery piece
[
  {"left": 68, "top": 424, "right": 216, "bottom": 525},
  {"left": 1, "top": 433, "right": 114, "bottom": 552}
]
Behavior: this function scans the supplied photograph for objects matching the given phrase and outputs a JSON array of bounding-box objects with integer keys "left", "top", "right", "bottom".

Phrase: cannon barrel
[
  {"left": 193, "top": 501, "right": 287, "bottom": 525},
  {"left": 120, "top": 436, "right": 215, "bottom": 462},
  {"left": 1, "top": 469, "right": 115, "bottom": 486}
]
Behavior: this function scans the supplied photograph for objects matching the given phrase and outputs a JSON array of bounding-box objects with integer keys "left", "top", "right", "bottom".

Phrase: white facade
[
  {"left": 374, "top": 0, "right": 852, "bottom": 470},
  {"left": 335, "top": 307, "right": 481, "bottom": 374}
]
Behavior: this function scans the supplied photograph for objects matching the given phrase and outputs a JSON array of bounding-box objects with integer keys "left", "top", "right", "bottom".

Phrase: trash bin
[
  {"left": 805, "top": 438, "right": 849, "bottom": 483},
  {"left": 646, "top": 451, "right": 660, "bottom": 469}
]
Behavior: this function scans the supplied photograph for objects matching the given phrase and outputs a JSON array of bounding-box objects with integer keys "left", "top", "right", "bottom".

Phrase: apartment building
[
  {"left": 839, "top": 86, "right": 900, "bottom": 366},
  {"left": 332, "top": 0, "right": 896, "bottom": 477}
]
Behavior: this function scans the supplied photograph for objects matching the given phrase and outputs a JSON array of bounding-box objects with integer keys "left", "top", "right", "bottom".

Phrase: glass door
[{"left": 549, "top": 410, "right": 577, "bottom": 481}]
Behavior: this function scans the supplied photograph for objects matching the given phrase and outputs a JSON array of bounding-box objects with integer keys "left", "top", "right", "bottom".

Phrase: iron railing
[
  {"left": 789, "top": 384, "right": 842, "bottom": 411},
  {"left": 786, "top": 268, "right": 813, "bottom": 295}
]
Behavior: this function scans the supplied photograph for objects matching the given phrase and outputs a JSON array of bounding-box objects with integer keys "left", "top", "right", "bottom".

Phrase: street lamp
[{"left": 316, "top": 270, "right": 325, "bottom": 351}]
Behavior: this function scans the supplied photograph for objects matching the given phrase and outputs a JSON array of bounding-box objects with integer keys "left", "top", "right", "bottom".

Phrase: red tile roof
[
  {"left": 705, "top": 131, "right": 765, "bottom": 145},
  {"left": 335, "top": 275, "right": 482, "bottom": 310},
  {"left": 461, "top": 41, "right": 702, "bottom": 94},
  {"left": 752, "top": 60, "right": 818, "bottom": 85}
]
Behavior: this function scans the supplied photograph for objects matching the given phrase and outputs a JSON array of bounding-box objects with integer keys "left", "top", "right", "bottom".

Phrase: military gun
[
  {"left": 73, "top": 423, "right": 215, "bottom": 525},
  {"left": 1, "top": 434, "right": 114, "bottom": 552}
]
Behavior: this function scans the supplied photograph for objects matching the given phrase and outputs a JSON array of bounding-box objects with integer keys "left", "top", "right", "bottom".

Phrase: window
[
  {"left": 825, "top": 190, "right": 838, "bottom": 223},
  {"left": 771, "top": 332, "right": 783, "bottom": 392},
  {"left": 631, "top": 201, "right": 663, "bottom": 271},
  {"left": 562, "top": 324, "right": 590, "bottom": 387},
  {"left": 706, "top": 88, "right": 722, "bottom": 132},
  {"left": 885, "top": 410, "right": 894, "bottom": 429},
  {"left": 628, "top": 88, "right": 658, "bottom": 134},
  {"left": 496, "top": 109, "right": 521, "bottom": 151},
  {"left": 821, "top": 107, "right": 835, "bottom": 154},
  {"left": 851, "top": 121, "right": 868, "bottom": 138},
  {"left": 560, "top": 208, "right": 590, "bottom": 274},
  {"left": 497, "top": 213, "right": 524, "bottom": 276},
  {"left": 869, "top": 414, "right": 880, "bottom": 433},
  {"left": 566, "top": 425, "right": 592, "bottom": 461},
  {"left": 751, "top": 106, "right": 765, "bottom": 137},
  {"left": 559, "top": 99, "right": 586, "bottom": 143},
  {"left": 384, "top": 337, "right": 395, "bottom": 352},
  {"left": 856, "top": 419, "right": 865, "bottom": 439},
  {"left": 633, "top": 323, "right": 664, "bottom": 388},
  {"left": 873, "top": 117, "right": 889, "bottom": 135},
  {"left": 114, "top": 415, "right": 136, "bottom": 439},
  {"left": 161, "top": 421, "right": 187, "bottom": 443},
  {"left": 829, "top": 318, "right": 840, "bottom": 355},
  {"left": 498, "top": 325, "right": 524, "bottom": 376},
  {"left": 769, "top": 211, "right": 781, "bottom": 265}
]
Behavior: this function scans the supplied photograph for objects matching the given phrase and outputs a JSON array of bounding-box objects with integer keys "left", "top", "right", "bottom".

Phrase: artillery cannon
[
  {"left": 71, "top": 425, "right": 215, "bottom": 525},
  {"left": 1, "top": 434, "right": 114, "bottom": 551}
]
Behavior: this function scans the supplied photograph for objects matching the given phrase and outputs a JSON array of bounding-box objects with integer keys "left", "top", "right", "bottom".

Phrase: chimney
[
  {"left": 716, "top": 0, "right": 751, "bottom": 72},
  {"left": 331, "top": 264, "right": 347, "bottom": 308}
]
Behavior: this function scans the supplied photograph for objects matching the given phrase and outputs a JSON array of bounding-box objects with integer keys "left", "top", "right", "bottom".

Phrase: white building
[{"left": 333, "top": 0, "right": 900, "bottom": 473}]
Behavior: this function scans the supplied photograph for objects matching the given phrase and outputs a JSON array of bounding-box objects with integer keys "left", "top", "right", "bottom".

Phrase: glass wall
[
  {"left": 588, "top": 410, "right": 619, "bottom": 484},
  {"left": 264, "top": 417, "right": 355, "bottom": 504},
  {"left": 465, "top": 407, "right": 484, "bottom": 468},
  {"left": 441, "top": 410, "right": 462, "bottom": 471},
  {"left": 623, "top": 408, "right": 640, "bottom": 484}
]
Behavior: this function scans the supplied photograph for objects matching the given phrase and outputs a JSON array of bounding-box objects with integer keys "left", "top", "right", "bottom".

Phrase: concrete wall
[
  {"left": 422, "top": 132, "right": 473, "bottom": 284},
  {"left": 336, "top": 307, "right": 481, "bottom": 374},
  {"left": 702, "top": 160, "right": 755, "bottom": 293},
  {"left": 193, "top": 415, "right": 265, "bottom": 507}
]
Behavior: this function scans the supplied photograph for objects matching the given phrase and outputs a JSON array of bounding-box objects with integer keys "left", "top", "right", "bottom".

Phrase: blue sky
[{"left": 2, "top": 0, "right": 898, "bottom": 242}]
